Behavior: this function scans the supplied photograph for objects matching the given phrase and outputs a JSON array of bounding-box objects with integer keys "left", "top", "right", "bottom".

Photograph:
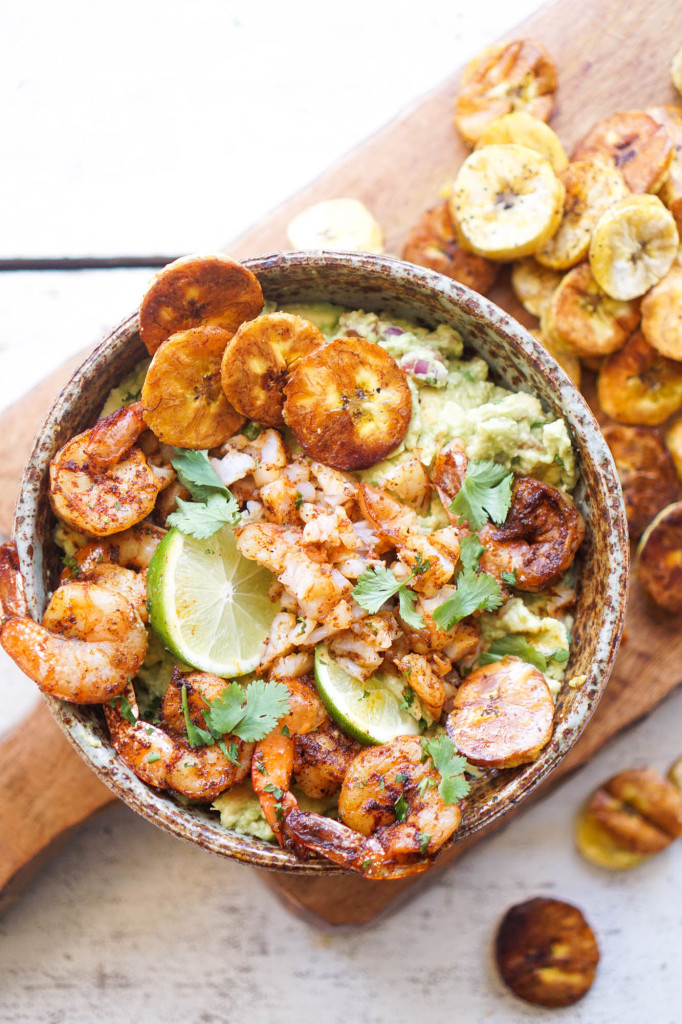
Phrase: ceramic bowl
[{"left": 12, "top": 251, "right": 629, "bottom": 874}]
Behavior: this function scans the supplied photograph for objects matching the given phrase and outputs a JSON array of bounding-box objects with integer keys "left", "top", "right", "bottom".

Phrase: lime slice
[
  {"left": 147, "top": 526, "right": 278, "bottom": 677},
  {"left": 314, "top": 644, "right": 422, "bottom": 745}
]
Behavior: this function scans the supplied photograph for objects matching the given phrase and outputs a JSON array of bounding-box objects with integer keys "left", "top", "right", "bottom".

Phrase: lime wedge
[
  {"left": 147, "top": 526, "right": 278, "bottom": 677},
  {"left": 314, "top": 644, "right": 422, "bottom": 745}
]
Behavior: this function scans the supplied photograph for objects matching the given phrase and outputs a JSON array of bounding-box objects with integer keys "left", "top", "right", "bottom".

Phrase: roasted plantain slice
[
  {"left": 446, "top": 655, "right": 554, "bottom": 769},
  {"left": 641, "top": 263, "right": 682, "bottom": 360},
  {"left": 454, "top": 40, "right": 557, "bottom": 146},
  {"left": 669, "top": 755, "right": 682, "bottom": 794},
  {"left": 647, "top": 105, "right": 682, "bottom": 231},
  {"left": 535, "top": 158, "right": 629, "bottom": 271},
  {"left": 474, "top": 111, "right": 567, "bottom": 172},
  {"left": 495, "top": 897, "right": 599, "bottom": 1008},
  {"left": 220, "top": 312, "right": 325, "bottom": 428},
  {"left": 637, "top": 500, "right": 682, "bottom": 610},
  {"left": 401, "top": 202, "right": 498, "bottom": 293},
  {"left": 577, "top": 767, "right": 682, "bottom": 868},
  {"left": 283, "top": 336, "right": 412, "bottom": 471},
  {"left": 602, "top": 424, "right": 678, "bottom": 538},
  {"left": 598, "top": 331, "right": 682, "bottom": 425},
  {"left": 589, "top": 194, "right": 679, "bottom": 301},
  {"left": 511, "top": 257, "right": 562, "bottom": 319},
  {"left": 286, "top": 198, "right": 384, "bottom": 254},
  {"left": 528, "top": 327, "right": 581, "bottom": 387},
  {"left": 547, "top": 262, "right": 640, "bottom": 358},
  {"left": 451, "top": 144, "right": 565, "bottom": 261},
  {"left": 572, "top": 110, "right": 674, "bottom": 193},
  {"left": 673, "top": 46, "right": 682, "bottom": 97},
  {"left": 141, "top": 326, "right": 243, "bottom": 449},
  {"left": 139, "top": 254, "right": 263, "bottom": 356},
  {"left": 665, "top": 419, "right": 682, "bottom": 482}
]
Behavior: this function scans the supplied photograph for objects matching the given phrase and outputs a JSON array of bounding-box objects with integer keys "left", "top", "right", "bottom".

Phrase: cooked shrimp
[
  {"left": 236, "top": 522, "right": 352, "bottom": 619},
  {"left": 49, "top": 403, "right": 163, "bottom": 537},
  {"left": 0, "top": 542, "right": 147, "bottom": 704},
  {"left": 251, "top": 676, "right": 326, "bottom": 846},
  {"left": 479, "top": 477, "right": 585, "bottom": 591},
  {"left": 358, "top": 484, "right": 458, "bottom": 596},
  {"left": 432, "top": 441, "right": 468, "bottom": 518},
  {"left": 293, "top": 718, "right": 362, "bottom": 799},
  {"left": 377, "top": 456, "right": 432, "bottom": 512},
  {"left": 328, "top": 611, "right": 399, "bottom": 681},
  {"left": 394, "top": 652, "right": 446, "bottom": 720},
  {"left": 104, "top": 675, "right": 253, "bottom": 801},
  {"left": 284, "top": 735, "right": 463, "bottom": 878}
]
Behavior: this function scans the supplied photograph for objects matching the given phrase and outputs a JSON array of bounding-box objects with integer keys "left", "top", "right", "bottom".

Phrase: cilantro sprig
[
  {"left": 167, "top": 449, "right": 239, "bottom": 539},
  {"left": 352, "top": 563, "right": 426, "bottom": 629},
  {"left": 432, "top": 567, "right": 503, "bottom": 630},
  {"left": 421, "top": 735, "right": 470, "bottom": 804},
  {"left": 180, "top": 678, "right": 291, "bottom": 756},
  {"left": 459, "top": 533, "right": 484, "bottom": 571},
  {"left": 449, "top": 459, "right": 514, "bottom": 530},
  {"left": 478, "top": 635, "right": 570, "bottom": 671}
]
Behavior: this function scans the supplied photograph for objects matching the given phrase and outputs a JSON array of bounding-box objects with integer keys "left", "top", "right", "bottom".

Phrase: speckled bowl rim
[{"left": 13, "top": 251, "right": 629, "bottom": 875}]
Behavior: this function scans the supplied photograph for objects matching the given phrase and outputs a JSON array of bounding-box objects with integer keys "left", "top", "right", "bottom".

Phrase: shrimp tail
[
  {"left": 85, "top": 401, "right": 148, "bottom": 473},
  {"left": 0, "top": 542, "right": 29, "bottom": 619}
]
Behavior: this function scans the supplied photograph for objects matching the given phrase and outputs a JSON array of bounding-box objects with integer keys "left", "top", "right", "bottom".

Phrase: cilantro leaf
[
  {"left": 398, "top": 587, "right": 425, "bottom": 629},
  {"left": 171, "top": 448, "right": 227, "bottom": 501},
  {"left": 110, "top": 693, "right": 137, "bottom": 725},
  {"left": 166, "top": 492, "right": 239, "bottom": 539},
  {"left": 479, "top": 634, "right": 547, "bottom": 672},
  {"left": 432, "top": 568, "right": 503, "bottom": 630},
  {"left": 352, "top": 564, "right": 424, "bottom": 627},
  {"left": 180, "top": 684, "right": 214, "bottom": 748},
  {"left": 202, "top": 679, "right": 291, "bottom": 743},
  {"left": 459, "top": 533, "right": 484, "bottom": 571},
  {"left": 501, "top": 570, "right": 518, "bottom": 585},
  {"left": 352, "top": 564, "right": 406, "bottom": 613},
  {"left": 394, "top": 794, "right": 408, "bottom": 822},
  {"left": 551, "top": 648, "right": 570, "bottom": 663},
  {"left": 418, "top": 832, "right": 431, "bottom": 855},
  {"left": 422, "top": 735, "right": 470, "bottom": 805},
  {"left": 449, "top": 459, "right": 514, "bottom": 530}
]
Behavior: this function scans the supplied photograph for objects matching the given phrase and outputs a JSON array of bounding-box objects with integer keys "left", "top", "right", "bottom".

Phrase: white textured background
[{"left": 1, "top": 2, "right": 681, "bottom": 1021}]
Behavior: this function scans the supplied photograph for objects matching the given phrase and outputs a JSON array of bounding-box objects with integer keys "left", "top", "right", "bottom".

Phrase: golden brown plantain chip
[
  {"left": 637, "top": 500, "right": 682, "bottom": 610},
  {"left": 495, "top": 897, "right": 599, "bottom": 1007},
  {"left": 141, "top": 326, "right": 244, "bottom": 449},
  {"left": 511, "top": 258, "right": 562, "bottom": 320},
  {"left": 665, "top": 418, "right": 682, "bottom": 483},
  {"left": 528, "top": 327, "right": 581, "bottom": 387},
  {"left": 647, "top": 105, "right": 682, "bottom": 231},
  {"left": 602, "top": 424, "right": 678, "bottom": 538},
  {"left": 575, "top": 810, "right": 647, "bottom": 870},
  {"left": 446, "top": 655, "right": 554, "bottom": 768},
  {"left": 139, "top": 253, "right": 263, "bottom": 355},
  {"left": 221, "top": 312, "right": 325, "bottom": 428},
  {"left": 547, "top": 262, "right": 640, "bottom": 358},
  {"left": 572, "top": 110, "right": 674, "bottom": 193},
  {"left": 597, "top": 331, "right": 682, "bottom": 425},
  {"left": 641, "top": 263, "right": 682, "bottom": 360},
  {"left": 401, "top": 202, "right": 498, "bottom": 293},
  {"left": 283, "top": 337, "right": 412, "bottom": 471},
  {"left": 669, "top": 755, "right": 682, "bottom": 794},
  {"left": 454, "top": 39, "right": 557, "bottom": 146}
]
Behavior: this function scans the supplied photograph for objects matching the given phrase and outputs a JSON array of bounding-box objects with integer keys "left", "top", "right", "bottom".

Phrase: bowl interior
[{"left": 13, "top": 251, "right": 629, "bottom": 873}]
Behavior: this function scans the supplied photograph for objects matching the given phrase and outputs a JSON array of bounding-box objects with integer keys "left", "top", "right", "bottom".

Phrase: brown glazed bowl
[{"left": 12, "top": 251, "right": 629, "bottom": 874}]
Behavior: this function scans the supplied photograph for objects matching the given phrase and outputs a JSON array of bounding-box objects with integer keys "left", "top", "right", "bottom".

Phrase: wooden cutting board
[{"left": 1, "top": 0, "right": 681, "bottom": 927}]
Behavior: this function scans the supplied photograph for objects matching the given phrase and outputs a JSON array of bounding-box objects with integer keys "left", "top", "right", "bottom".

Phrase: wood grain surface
[{"left": 1, "top": 0, "right": 681, "bottom": 926}]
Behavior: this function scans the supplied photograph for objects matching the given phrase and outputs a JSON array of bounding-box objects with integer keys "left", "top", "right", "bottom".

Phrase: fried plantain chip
[
  {"left": 528, "top": 327, "right": 581, "bottom": 387},
  {"left": 402, "top": 202, "right": 498, "bottom": 293},
  {"left": 641, "top": 263, "right": 682, "bottom": 361},
  {"left": 597, "top": 331, "right": 682, "bottom": 425},
  {"left": 446, "top": 655, "right": 554, "bottom": 769},
  {"left": 511, "top": 258, "right": 562, "bottom": 320},
  {"left": 139, "top": 253, "right": 263, "bottom": 356},
  {"left": 647, "top": 105, "right": 682, "bottom": 231},
  {"left": 474, "top": 110, "right": 568, "bottom": 172},
  {"left": 576, "top": 810, "right": 647, "bottom": 870},
  {"left": 283, "top": 336, "right": 412, "bottom": 470},
  {"left": 665, "top": 418, "right": 682, "bottom": 483},
  {"left": 547, "top": 262, "right": 640, "bottom": 358},
  {"left": 572, "top": 110, "right": 673, "bottom": 193},
  {"left": 221, "top": 312, "right": 325, "bottom": 428},
  {"left": 602, "top": 424, "right": 678, "bottom": 538},
  {"left": 454, "top": 39, "right": 557, "bottom": 145},
  {"left": 141, "top": 326, "right": 244, "bottom": 449},
  {"left": 495, "top": 897, "right": 599, "bottom": 1008},
  {"left": 637, "top": 500, "right": 682, "bottom": 610},
  {"left": 669, "top": 755, "right": 682, "bottom": 794}
]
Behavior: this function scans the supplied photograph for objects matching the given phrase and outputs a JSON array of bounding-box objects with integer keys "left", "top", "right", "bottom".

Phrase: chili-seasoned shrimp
[
  {"left": 251, "top": 676, "right": 326, "bottom": 846},
  {"left": 293, "top": 718, "right": 361, "bottom": 799},
  {"left": 0, "top": 542, "right": 147, "bottom": 704},
  {"left": 479, "top": 478, "right": 584, "bottom": 591},
  {"left": 49, "top": 402, "right": 163, "bottom": 537},
  {"left": 285, "top": 735, "right": 463, "bottom": 878},
  {"left": 104, "top": 673, "right": 253, "bottom": 801}
]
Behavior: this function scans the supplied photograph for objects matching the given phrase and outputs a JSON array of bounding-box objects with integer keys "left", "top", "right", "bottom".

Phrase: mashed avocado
[{"left": 100, "top": 359, "right": 150, "bottom": 417}]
